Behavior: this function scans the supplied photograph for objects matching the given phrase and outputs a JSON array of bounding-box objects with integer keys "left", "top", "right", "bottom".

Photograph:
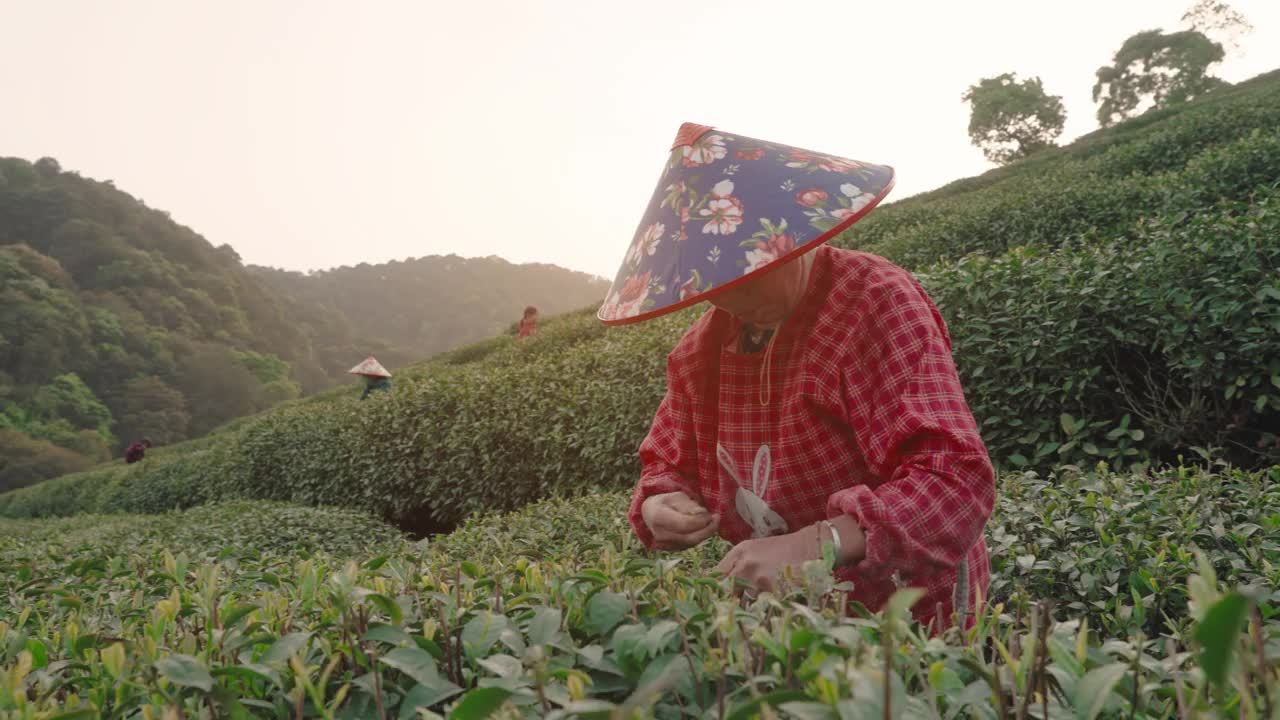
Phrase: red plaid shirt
[{"left": 628, "top": 246, "right": 994, "bottom": 629}]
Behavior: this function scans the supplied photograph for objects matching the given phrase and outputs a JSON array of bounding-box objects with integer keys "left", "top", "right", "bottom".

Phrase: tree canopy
[
  {"left": 1181, "top": 0, "right": 1253, "bottom": 56},
  {"left": 962, "top": 73, "right": 1067, "bottom": 164},
  {"left": 1093, "top": 29, "right": 1225, "bottom": 126}
]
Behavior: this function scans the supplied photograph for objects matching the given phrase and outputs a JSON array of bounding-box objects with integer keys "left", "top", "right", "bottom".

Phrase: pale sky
[{"left": 3, "top": 1, "right": 1278, "bottom": 280}]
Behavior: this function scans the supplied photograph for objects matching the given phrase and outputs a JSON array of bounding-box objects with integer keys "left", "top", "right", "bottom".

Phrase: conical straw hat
[
  {"left": 348, "top": 356, "right": 392, "bottom": 378},
  {"left": 598, "top": 122, "right": 895, "bottom": 325}
]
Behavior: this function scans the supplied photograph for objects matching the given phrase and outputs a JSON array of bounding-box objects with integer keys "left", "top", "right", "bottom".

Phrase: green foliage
[
  {"left": 962, "top": 73, "right": 1067, "bottom": 164},
  {"left": 175, "top": 344, "right": 272, "bottom": 437},
  {"left": 105, "top": 375, "right": 189, "bottom": 446},
  {"left": 433, "top": 463, "right": 1280, "bottom": 640},
  {"left": 843, "top": 122, "right": 1280, "bottom": 271},
  {"left": 0, "top": 156, "right": 609, "bottom": 487},
  {"left": 857, "top": 69, "right": 1280, "bottom": 217},
  {"left": 232, "top": 349, "right": 292, "bottom": 385},
  {"left": 29, "top": 372, "right": 113, "bottom": 441},
  {"left": 0, "top": 467, "right": 1277, "bottom": 718},
  {"left": 0, "top": 500, "right": 402, "bottom": 557},
  {"left": 1181, "top": 0, "right": 1253, "bottom": 56},
  {"left": 923, "top": 191, "right": 1280, "bottom": 470},
  {"left": 1093, "top": 29, "right": 1225, "bottom": 126},
  {"left": 234, "top": 349, "right": 302, "bottom": 405},
  {"left": 0, "top": 244, "right": 90, "bottom": 386},
  {"left": 0, "top": 430, "right": 94, "bottom": 493},
  {"left": 988, "top": 464, "right": 1280, "bottom": 637},
  {"left": 251, "top": 256, "right": 609, "bottom": 372}
]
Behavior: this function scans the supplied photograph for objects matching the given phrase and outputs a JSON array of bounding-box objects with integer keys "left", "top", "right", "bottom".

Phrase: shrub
[
  {"left": 926, "top": 191, "right": 1280, "bottom": 470},
  {"left": 1, "top": 465, "right": 1277, "bottom": 718},
  {"left": 433, "top": 463, "right": 1280, "bottom": 640},
  {"left": 0, "top": 429, "right": 93, "bottom": 493}
]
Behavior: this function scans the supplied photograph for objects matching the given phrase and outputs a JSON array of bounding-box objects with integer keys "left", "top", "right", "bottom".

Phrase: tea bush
[
  {"left": 927, "top": 190, "right": 1280, "bottom": 470},
  {"left": 429, "top": 463, "right": 1280, "bottom": 640},
  {"left": 841, "top": 127, "right": 1280, "bottom": 270},
  {"left": 0, "top": 500, "right": 401, "bottom": 559},
  {"left": 2, "top": 465, "right": 1278, "bottom": 718}
]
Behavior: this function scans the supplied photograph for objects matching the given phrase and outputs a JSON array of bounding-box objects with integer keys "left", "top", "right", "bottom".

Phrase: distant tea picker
[
  {"left": 517, "top": 306, "right": 539, "bottom": 339},
  {"left": 124, "top": 438, "right": 151, "bottom": 464},
  {"left": 349, "top": 356, "right": 392, "bottom": 400},
  {"left": 599, "top": 123, "right": 995, "bottom": 631}
]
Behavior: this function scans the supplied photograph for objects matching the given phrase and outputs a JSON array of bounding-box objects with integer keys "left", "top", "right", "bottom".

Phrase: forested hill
[
  {"left": 0, "top": 156, "right": 607, "bottom": 489},
  {"left": 251, "top": 256, "right": 608, "bottom": 367}
]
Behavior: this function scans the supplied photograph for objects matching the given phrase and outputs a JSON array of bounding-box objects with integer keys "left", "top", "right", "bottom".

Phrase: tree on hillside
[
  {"left": 961, "top": 73, "right": 1067, "bottom": 164},
  {"left": 30, "top": 373, "right": 114, "bottom": 441},
  {"left": 33, "top": 157, "right": 61, "bottom": 178},
  {"left": 175, "top": 345, "right": 267, "bottom": 436},
  {"left": 0, "top": 284, "right": 89, "bottom": 386},
  {"left": 107, "top": 376, "right": 190, "bottom": 446},
  {"left": 1181, "top": 0, "right": 1253, "bottom": 57},
  {"left": 1092, "top": 29, "right": 1225, "bottom": 126},
  {"left": 0, "top": 430, "right": 93, "bottom": 493}
]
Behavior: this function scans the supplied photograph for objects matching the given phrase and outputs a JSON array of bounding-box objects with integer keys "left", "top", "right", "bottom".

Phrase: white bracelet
[{"left": 821, "top": 520, "right": 843, "bottom": 562}]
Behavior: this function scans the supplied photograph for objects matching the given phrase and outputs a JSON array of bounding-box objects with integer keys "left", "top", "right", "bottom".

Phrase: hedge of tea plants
[
  {"left": 3, "top": 187, "right": 1275, "bottom": 529},
  {"left": 923, "top": 191, "right": 1280, "bottom": 471},
  {"left": 841, "top": 126, "right": 1280, "bottom": 270},
  {"left": 432, "top": 461, "right": 1280, "bottom": 641},
  {"left": 2, "top": 462, "right": 1279, "bottom": 718},
  {"left": 838, "top": 70, "right": 1280, "bottom": 257}
]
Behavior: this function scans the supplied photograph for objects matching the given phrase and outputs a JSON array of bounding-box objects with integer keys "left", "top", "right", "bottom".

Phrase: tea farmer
[
  {"left": 125, "top": 438, "right": 151, "bottom": 464},
  {"left": 517, "top": 306, "right": 539, "bottom": 339},
  {"left": 349, "top": 356, "right": 392, "bottom": 400},
  {"left": 598, "top": 123, "right": 995, "bottom": 630}
]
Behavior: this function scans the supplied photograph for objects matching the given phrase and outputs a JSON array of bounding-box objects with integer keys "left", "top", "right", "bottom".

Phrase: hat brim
[
  {"left": 348, "top": 357, "right": 392, "bottom": 378},
  {"left": 599, "top": 173, "right": 895, "bottom": 327}
]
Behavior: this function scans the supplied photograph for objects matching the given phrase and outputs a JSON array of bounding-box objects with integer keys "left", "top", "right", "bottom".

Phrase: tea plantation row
[
  {"left": 2, "top": 187, "right": 1276, "bottom": 530},
  {"left": 846, "top": 70, "right": 1280, "bottom": 267},
  {"left": 2, "top": 463, "right": 1277, "bottom": 718}
]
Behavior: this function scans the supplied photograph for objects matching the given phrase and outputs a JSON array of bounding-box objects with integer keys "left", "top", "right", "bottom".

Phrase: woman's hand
[
  {"left": 715, "top": 530, "right": 817, "bottom": 593},
  {"left": 641, "top": 492, "right": 719, "bottom": 550},
  {"left": 716, "top": 518, "right": 865, "bottom": 593}
]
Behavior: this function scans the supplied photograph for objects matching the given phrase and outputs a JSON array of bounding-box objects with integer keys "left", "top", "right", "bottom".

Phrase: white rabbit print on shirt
[{"left": 717, "top": 443, "right": 789, "bottom": 538}]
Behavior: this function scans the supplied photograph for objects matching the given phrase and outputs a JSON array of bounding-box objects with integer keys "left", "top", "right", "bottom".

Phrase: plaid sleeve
[
  {"left": 827, "top": 269, "right": 995, "bottom": 581},
  {"left": 627, "top": 354, "right": 704, "bottom": 549}
]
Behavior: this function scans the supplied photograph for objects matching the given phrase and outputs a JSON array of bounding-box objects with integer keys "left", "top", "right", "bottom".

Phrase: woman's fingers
[
  {"left": 667, "top": 493, "right": 709, "bottom": 517},
  {"left": 648, "top": 494, "right": 713, "bottom": 533},
  {"left": 653, "top": 505, "right": 713, "bottom": 534},
  {"left": 680, "top": 509, "right": 721, "bottom": 543},
  {"left": 652, "top": 510, "right": 718, "bottom": 547},
  {"left": 684, "top": 513, "right": 720, "bottom": 544},
  {"left": 642, "top": 492, "right": 719, "bottom": 550},
  {"left": 716, "top": 541, "right": 774, "bottom": 596}
]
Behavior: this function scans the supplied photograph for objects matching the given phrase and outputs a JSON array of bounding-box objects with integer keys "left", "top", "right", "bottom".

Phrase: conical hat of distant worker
[
  {"left": 348, "top": 356, "right": 392, "bottom": 378},
  {"left": 597, "top": 122, "right": 895, "bottom": 325}
]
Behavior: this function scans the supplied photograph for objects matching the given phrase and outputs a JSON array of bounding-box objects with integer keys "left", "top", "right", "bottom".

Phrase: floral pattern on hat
[{"left": 599, "top": 123, "right": 894, "bottom": 325}]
